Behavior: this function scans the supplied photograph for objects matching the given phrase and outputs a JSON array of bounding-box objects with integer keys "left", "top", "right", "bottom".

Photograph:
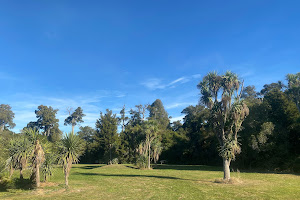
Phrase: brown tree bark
[{"left": 223, "top": 158, "right": 231, "bottom": 181}]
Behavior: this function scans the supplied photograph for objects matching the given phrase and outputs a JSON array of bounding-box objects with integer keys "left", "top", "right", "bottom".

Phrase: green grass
[{"left": 0, "top": 164, "right": 299, "bottom": 199}]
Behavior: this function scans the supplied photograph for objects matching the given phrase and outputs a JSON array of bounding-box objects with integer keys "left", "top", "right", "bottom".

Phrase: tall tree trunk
[
  {"left": 148, "top": 143, "right": 151, "bottom": 169},
  {"left": 223, "top": 158, "right": 231, "bottom": 181},
  {"left": 72, "top": 125, "right": 74, "bottom": 134},
  {"left": 35, "top": 164, "right": 40, "bottom": 187}
]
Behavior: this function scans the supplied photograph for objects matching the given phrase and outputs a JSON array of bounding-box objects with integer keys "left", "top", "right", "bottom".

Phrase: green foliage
[
  {"left": 95, "top": 109, "right": 120, "bottom": 164},
  {"left": 286, "top": 72, "right": 300, "bottom": 112},
  {"left": 148, "top": 99, "right": 170, "bottom": 129},
  {"left": 41, "top": 153, "right": 56, "bottom": 181},
  {"left": 64, "top": 107, "right": 85, "bottom": 132},
  {"left": 34, "top": 105, "right": 59, "bottom": 137},
  {"left": 57, "top": 132, "right": 85, "bottom": 186},
  {"left": 57, "top": 132, "right": 85, "bottom": 166},
  {"left": 111, "top": 158, "right": 119, "bottom": 165},
  {"left": 198, "top": 71, "right": 249, "bottom": 179},
  {"left": 78, "top": 126, "right": 96, "bottom": 143},
  {"left": 0, "top": 104, "right": 15, "bottom": 131},
  {"left": 136, "top": 154, "right": 148, "bottom": 169}
]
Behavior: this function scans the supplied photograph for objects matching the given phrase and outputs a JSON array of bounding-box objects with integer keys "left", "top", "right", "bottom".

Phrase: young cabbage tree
[
  {"left": 24, "top": 128, "right": 45, "bottom": 187},
  {"left": 197, "top": 71, "right": 249, "bottom": 181},
  {"left": 58, "top": 132, "right": 84, "bottom": 186},
  {"left": 7, "top": 136, "right": 32, "bottom": 180}
]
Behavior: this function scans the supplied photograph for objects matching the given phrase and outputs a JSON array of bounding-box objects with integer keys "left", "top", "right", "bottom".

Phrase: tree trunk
[
  {"left": 223, "top": 158, "right": 231, "bottom": 181},
  {"left": 35, "top": 164, "right": 40, "bottom": 187},
  {"left": 109, "top": 144, "right": 112, "bottom": 165},
  {"left": 0, "top": 124, "right": 4, "bottom": 132},
  {"left": 65, "top": 173, "right": 69, "bottom": 186},
  {"left": 148, "top": 144, "right": 151, "bottom": 169},
  {"left": 72, "top": 125, "right": 74, "bottom": 134},
  {"left": 9, "top": 168, "right": 14, "bottom": 179},
  {"left": 20, "top": 169, "right": 24, "bottom": 180}
]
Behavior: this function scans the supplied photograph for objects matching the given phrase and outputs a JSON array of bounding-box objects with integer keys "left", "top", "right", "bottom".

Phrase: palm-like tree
[
  {"left": 41, "top": 153, "right": 56, "bottom": 182},
  {"left": 24, "top": 128, "right": 45, "bottom": 187},
  {"left": 197, "top": 71, "right": 249, "bottom": 181},
  {"left": 7, "top": 136, "right": 32, "bottom": 180},
  {"left": 137, "top": 121, "right": 159, "bottom": 169},
  {"left": 58, "top": 132, "right": 84, "bottom": 186},
  {"left": 151, "top": 138, "right": 163, "bottom": 164}
]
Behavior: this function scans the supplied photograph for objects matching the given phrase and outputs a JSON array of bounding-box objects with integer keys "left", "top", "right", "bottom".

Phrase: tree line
[{"left": 0, "top": 71, "right": 299, "bottom": 185}]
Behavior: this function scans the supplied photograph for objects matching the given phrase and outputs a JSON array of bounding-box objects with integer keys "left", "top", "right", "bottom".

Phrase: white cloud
[
  {"left": 142, "top": 74, "right": 201, "bottom": 90},
  {"left": 141, "top": 78, "right": 166, "bottom": 90},
  {"left": 165, "top": 102, "right": 196, "bottom": 109},
  {"left": 168, "top": 77, "right": 189, "bottom": 86},
  {"left": 170, "top": 115, "right": 185, "bottom": 123}
]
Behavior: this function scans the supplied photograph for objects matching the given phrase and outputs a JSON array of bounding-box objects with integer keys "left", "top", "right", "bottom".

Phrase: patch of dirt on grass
[{"left": 40, "top": 182, "right": 59, "bottom": 188}]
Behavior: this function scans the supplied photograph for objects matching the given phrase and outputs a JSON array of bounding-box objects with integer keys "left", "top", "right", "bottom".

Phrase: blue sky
[{"left": 1, "top": 1, "right": 299, "bottom": 133}]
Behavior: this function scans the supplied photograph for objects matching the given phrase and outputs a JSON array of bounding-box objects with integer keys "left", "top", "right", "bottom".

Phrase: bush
[
  {"left": 112, "top": 158, "right": 119, "bottom": 165},
  {"left": 136, "top": 155, "right": 147, "bottom": 169}
]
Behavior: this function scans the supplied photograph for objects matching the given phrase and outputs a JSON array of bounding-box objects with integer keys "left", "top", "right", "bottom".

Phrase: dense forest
[{"left": 0, "top": 71, "right": 299, "bottom": 184}]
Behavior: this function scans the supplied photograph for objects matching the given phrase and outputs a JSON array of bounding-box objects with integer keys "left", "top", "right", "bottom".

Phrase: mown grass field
[{"left": 0, "top": 164, "right": 299, "bottom": 200}]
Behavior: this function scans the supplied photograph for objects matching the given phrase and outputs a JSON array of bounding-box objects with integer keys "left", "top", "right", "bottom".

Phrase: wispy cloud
[
  {"left": 9, "top": 90, "right": 128, "bottom": 133},
  {"left": 165, "top": 102, "right": 197, "bottom": 109},
  {"left": 170, "top": 115, "right": 184, "bottom": 123},
  {"left": 142, "top": 74, "right": 201, "bottom": 90}
]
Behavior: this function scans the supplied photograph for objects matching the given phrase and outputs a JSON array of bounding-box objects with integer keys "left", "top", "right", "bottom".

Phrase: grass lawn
[{"left": 0, "top": 164, "right": 299, "bottom": 200}]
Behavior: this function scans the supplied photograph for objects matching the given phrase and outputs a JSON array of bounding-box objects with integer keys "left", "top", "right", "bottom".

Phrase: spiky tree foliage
[
  {"left": 41, "top": 153, "right": 56, "bottom": 182},
  {"left": 64, "top": 107, "right": 85, "bottom": 133},
  {"left": 23, "top": 128, "right": 46, "bottom": 187},
  {"left": 57, "top": 132, "right": 84, "bottom": 186},
  {"left": 7, "top": 136, "right": 33, "bottom": 179},
  {"left": 151, "top": 138, "right": 163, "bottom": 164},
  {"left": 197, "top": 71, "right": 249, "bottom": 181}
]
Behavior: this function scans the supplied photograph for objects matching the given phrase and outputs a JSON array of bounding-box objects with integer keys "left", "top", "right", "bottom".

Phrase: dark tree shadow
[
  {"left": 0, "top": 178, "right": 33, "bottom": 192},
  {"left": 0, "top": 180, "right": 9, "bottom": 192},
  {"left": 152, "top": 164, "right": 222, "bottom": 172},
  {"left": 124, "top": 165, "right": 139, "bottom": 169},
  {"left": 14, "top": 178, "right": 33, "bottom": 190},
  {"left": 74, "top": 172, "right": 189, "bottom": 180},
  {"left": 73, "top": 165, "right": 105, "bottom": 170}
]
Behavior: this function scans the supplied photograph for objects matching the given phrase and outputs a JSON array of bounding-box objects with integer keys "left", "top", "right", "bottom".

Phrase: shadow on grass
[
  {"left": 0, "top": 178, "right": 33, "bottom": 192},
  {"left": 0, "top": 180, "right": 9, "bottom": 192},
  {"left": 124, "top": 165, "right": 139, "bottom": 170},
  {"left": 152, "top": 164, "right": 222, "bottom": 172},
  {"left": 74, "top": 172, "right": 217, "bottom": 183},
  {"left": 73, "top": 165, "right": 105, "bottom": 170},
  {"left": 74, "top": 172, "right": 186, "bottom": 180}
]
